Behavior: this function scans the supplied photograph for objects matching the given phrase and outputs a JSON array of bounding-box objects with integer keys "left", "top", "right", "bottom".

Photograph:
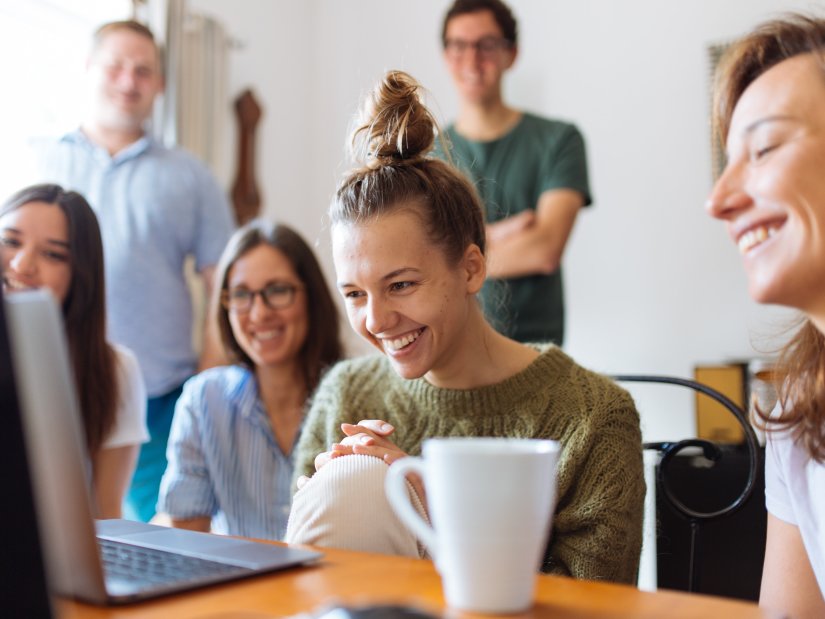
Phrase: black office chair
[{"left": 611, "top": 375, "right": 762, "bottom": 596}]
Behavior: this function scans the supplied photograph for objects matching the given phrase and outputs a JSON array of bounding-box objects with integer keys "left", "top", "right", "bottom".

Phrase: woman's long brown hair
[
  {"left": 213, "top": 220, "right": 344, "bottom": 396},
  {"left": 1, "top": 184, "right": 118, "bottom": 454},
  {"left": 713, "top": 14, "right": 825, "bottom": 462}
]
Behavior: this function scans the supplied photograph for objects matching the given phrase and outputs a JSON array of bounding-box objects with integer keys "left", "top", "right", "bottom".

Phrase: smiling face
[
  {"left": 87, "top": 28, "right": 163, "bottom": 132},
  {"left": 0, "top": 201, "right": 72, "bottom": 304},
  {"left": 707, "top": 54, "right": 825, "bottom": 317},
  {"left": 225, "top": 244, "right": 309, "bottom": 371},
  {"left": 332, "top": 208, "right": 485, "bottom": 386},
  {"left": 443, "top": 9, "right": 516, "bottom": 106}
]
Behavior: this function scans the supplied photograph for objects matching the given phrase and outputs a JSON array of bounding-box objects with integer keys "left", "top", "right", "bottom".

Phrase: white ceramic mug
[{"left": 385, "top": 437, "right": 560, "bottom": 614}]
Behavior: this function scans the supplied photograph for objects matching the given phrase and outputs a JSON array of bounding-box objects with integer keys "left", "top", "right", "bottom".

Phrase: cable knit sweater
[{"left": 293, "top": 344, "right": 645, "bottom": 584}]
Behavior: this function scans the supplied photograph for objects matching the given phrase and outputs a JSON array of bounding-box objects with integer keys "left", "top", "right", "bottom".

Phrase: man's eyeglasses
[
  {"left": 443, "top": 36, "right": 513, "bottom": 60},
  {"left": 222, "top": 282, "right": 301, "bottom": 313}
]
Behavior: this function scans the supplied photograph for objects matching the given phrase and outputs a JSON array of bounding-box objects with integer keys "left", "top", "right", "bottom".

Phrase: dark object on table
[{"left": 314, "top": 605, "right": 440, "bottom": 619}]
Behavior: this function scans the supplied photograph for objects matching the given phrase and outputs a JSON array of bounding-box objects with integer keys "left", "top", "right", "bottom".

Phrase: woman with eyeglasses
[{"left": 157, "top": 219, "right": 343, "bottom": 540}]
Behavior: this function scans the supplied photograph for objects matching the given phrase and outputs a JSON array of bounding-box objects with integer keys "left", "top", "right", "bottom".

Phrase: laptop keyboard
[{"left": 99, "top": 538, "right": 251, "bottom": 588}]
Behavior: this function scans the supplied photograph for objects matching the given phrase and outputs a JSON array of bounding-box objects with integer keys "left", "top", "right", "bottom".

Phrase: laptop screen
[
  {"left": 4, "top": 288, "right": 323, "bottom": 607},
  {"left": 0, "top": 286, "right": 54, "bottom": 617},
  {"left": 5, "top": 289, "right": 109, "bottom": 603}
]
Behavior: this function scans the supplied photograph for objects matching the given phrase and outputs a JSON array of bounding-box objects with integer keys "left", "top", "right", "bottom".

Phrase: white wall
[{"left": 190, "top": 0, "right": 817, "bottom": 441}]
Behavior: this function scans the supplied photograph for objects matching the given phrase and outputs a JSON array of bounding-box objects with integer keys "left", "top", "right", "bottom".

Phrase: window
[{"left": 0, "top": 0, "right": 130, "bottom": 199}]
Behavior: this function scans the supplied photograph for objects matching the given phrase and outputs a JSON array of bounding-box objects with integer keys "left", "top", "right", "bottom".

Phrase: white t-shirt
[
  {"left": 101, "top": 344, "right": 149, "bottom": 449},
  {"left": 764, "top": 424, "right": 825, "bottom": 594}
]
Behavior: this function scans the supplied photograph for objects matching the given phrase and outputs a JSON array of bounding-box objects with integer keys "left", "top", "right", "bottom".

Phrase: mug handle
[{"left": 385, "top": 456, "right": 438, "bottom": 556}]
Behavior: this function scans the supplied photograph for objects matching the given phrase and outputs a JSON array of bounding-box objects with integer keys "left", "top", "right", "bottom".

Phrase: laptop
[
  {"left": 5, "top": 289, "right": 322, "bottom": 605},
  {"left": 0, "top": 289, "right": 53, "bottom": 616}
]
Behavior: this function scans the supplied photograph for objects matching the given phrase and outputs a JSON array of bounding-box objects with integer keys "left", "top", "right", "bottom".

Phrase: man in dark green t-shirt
[{"left": 438, "top": 0, "right": 592, "bottom": 345}]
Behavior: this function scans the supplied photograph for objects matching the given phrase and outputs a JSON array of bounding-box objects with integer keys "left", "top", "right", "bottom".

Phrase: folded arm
[{"left": 485, "top": 188, "right": 584, "bottom": 279}]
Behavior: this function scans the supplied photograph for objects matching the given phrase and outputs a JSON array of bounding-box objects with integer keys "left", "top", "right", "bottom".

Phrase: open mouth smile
[
  {"left": 2, "top": 275, "right": 35, "bottom": 292},
  {"left": 737, "top": 223, "right": 780, "bottom": 254},
  {"left": 382, "top": 328, "right": 425, "bottom": 352},
  {"left": 253, "top": 327, "right": 284, "bottom": 342}
]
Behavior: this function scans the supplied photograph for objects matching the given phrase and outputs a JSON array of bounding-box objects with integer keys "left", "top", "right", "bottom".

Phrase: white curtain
[
  {"left": 142, "top": 0, "right": 231, "bottom": 355},
  {"left": 177, "top": 11, "right": 229, "bottom": 175},
  {"left": 144, "top": 0, "right": 229, "bottom": 178}
]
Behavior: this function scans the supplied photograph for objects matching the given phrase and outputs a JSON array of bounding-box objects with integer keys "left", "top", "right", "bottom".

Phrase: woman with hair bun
[
  {"left": 707, "top": 13, "right": 825, "bottom": 617},
  {"left": 285, "top": 71, "right": 645, "bottom": 584}
]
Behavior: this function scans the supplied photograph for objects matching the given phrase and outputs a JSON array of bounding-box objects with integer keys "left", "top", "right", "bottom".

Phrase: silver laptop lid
[
  {"left": 0, "top": 286, "right": 55, "bottom": 616},
  {"left": 8, "top": 290, "right": 323, "bottom": 606},
  {"left": 5, "top": 290, "right": 108, "bottom": 603}
]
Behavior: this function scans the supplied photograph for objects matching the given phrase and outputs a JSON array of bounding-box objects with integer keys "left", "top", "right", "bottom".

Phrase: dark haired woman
[
  {"left": 285, "top": 71, "right": 644, "bottom": 583},
  {"left": 158, "top": 220, "right": 343, "bottom": 540},
  {"left": 707, "top": 14, "right": 825, "bottom": 617},
  {"left": 0, "top": 183, "right": 147, "bottom": 518}
]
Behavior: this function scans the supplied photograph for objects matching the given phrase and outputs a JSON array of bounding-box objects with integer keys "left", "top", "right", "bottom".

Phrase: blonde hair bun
[{"left": 352, "top": 70, "right": 437, "bottom": 169}]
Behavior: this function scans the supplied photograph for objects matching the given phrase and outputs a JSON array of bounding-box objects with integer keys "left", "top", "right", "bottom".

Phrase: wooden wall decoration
[{"left": 231, "top": 89, "right": 263, "bottom": 225}]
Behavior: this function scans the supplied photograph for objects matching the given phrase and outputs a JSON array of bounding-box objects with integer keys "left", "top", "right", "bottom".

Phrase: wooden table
[{"left": 58, "top": 544, "right": 776, "bottom": 619}]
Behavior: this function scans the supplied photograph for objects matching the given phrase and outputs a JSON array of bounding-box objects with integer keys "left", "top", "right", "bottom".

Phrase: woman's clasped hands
[{"left": 297, "top": 420, "right": 407, "bottom": 490}]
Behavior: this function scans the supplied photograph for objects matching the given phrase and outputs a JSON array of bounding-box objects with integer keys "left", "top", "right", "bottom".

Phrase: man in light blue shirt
[{"left": 35, "top": 21, "right": 234, "bottom": 521}]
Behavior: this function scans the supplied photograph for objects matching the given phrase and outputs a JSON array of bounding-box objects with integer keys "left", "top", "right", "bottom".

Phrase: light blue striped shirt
[
  {"left": 35, "top": 130, "right": 234, "bottom": 395},
  {"left": 158, "top": 366, "right": 296, "bottom": 540}
]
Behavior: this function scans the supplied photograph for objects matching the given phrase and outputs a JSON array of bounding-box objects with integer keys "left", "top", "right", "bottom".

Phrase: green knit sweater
[{"left": 293, "top": 344, "right": 645, "bottom": 584}]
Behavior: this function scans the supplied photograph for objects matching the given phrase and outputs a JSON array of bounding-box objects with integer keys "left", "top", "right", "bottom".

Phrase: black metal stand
[{"left": 612, "top": 374, "right": 762, "bottom": 593}]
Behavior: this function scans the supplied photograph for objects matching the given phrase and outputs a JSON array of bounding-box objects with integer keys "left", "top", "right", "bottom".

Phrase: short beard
[{"left": 92, "top": 103, "right": 149, "bottom": 134}]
